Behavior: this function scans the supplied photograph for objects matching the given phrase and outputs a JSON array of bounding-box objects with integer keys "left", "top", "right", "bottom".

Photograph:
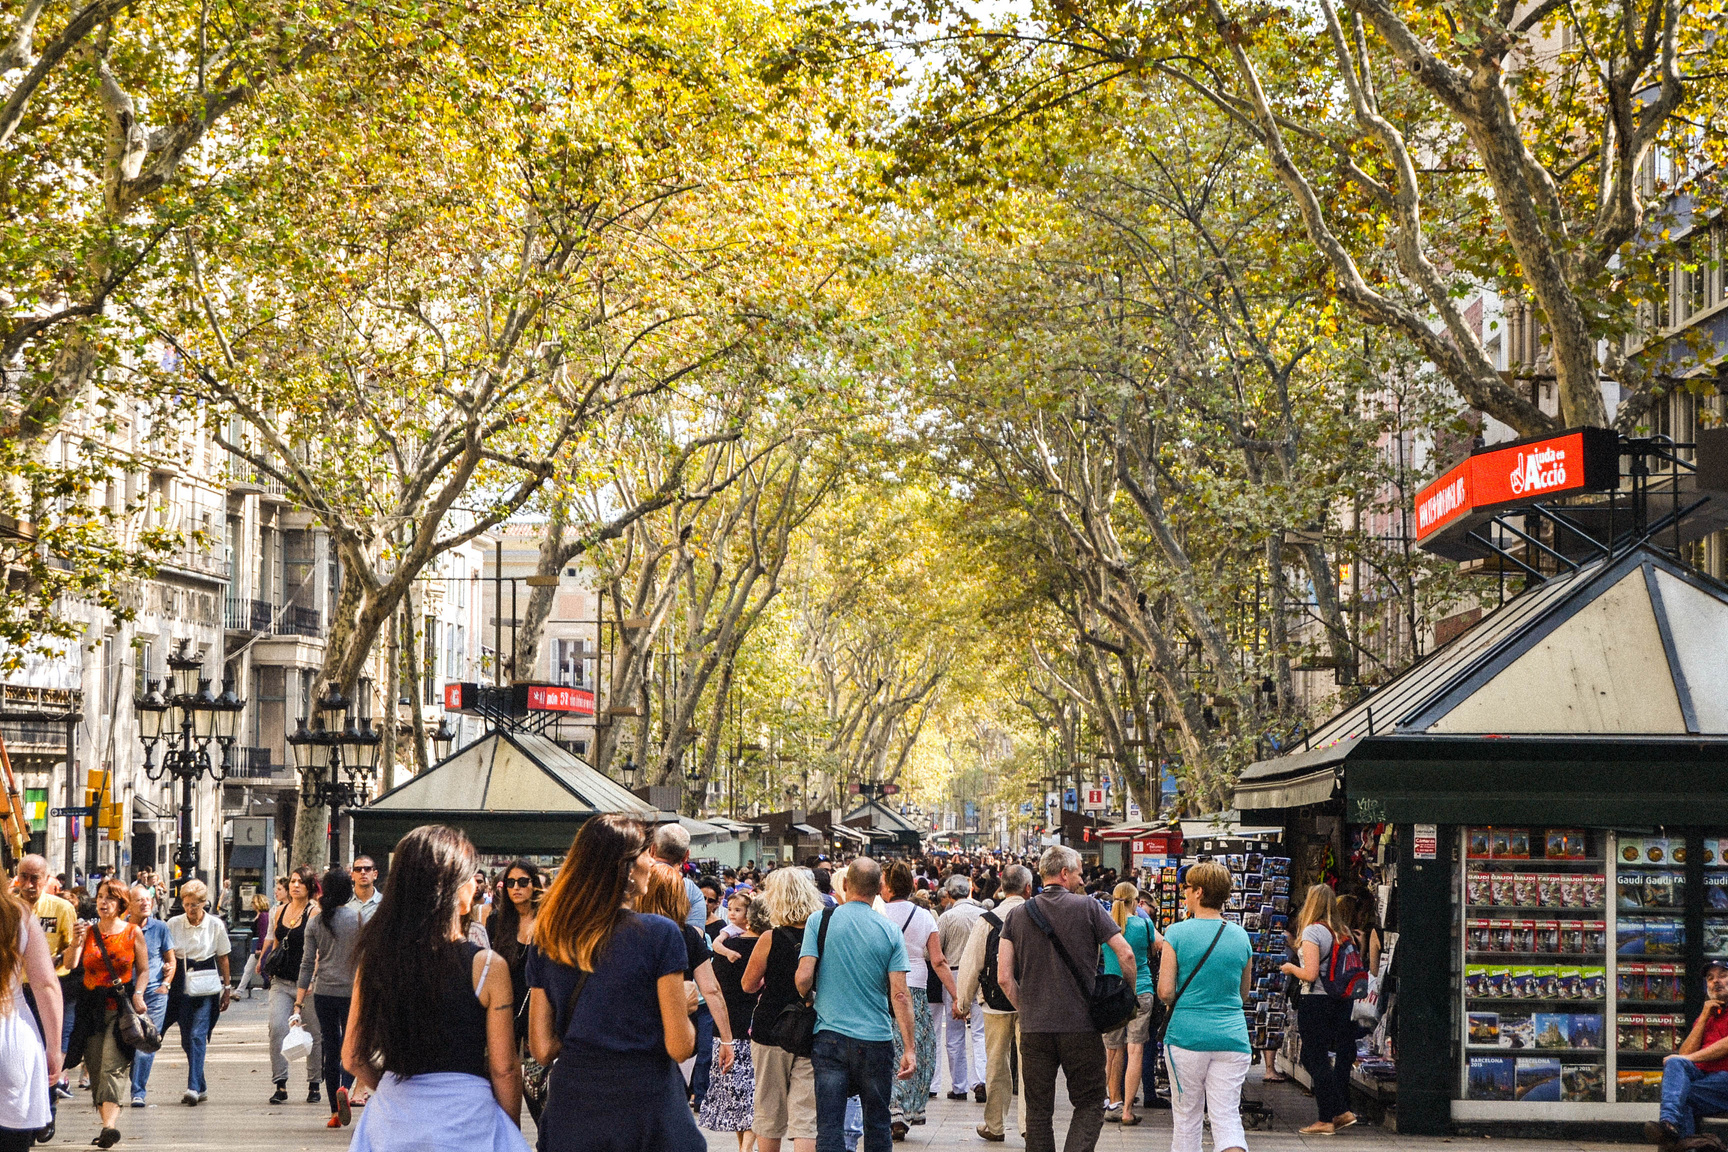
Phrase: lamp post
[
  {"left": 288, "top": 680, "right": 383, "bottom": 864},
  {"left": 136, "top": 640, "right": 244, "bottom": 891}
]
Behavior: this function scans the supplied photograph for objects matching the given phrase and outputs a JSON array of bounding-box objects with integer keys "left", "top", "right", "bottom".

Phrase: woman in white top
[
  {"left": 880, "top": 861, "right": 956, "bottom": 1137},
  {"left": 166, "top": 880, "right": 232, "bottom": 1105},
  {"left": 0, "top": 886, "right": 61, "bottom": 1150}
]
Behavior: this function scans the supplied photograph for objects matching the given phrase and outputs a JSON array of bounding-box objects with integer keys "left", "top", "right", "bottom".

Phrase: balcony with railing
[
  {"left": 222, "top": 596, "right": 323, "bottom": 638},
  {"left": 227, "top": 746, "right": 281, "bottom": 780}
]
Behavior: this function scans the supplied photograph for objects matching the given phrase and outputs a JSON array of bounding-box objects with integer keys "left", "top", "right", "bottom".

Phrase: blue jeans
[
  {"left": 691, "top": 1004, "right": 715, "bottom": 1108},
  {"left": 812, "top": 1030, "right": 894, "bottom": 1152},
  {"left": 178, "top": 995, "right": 220, "bottom": 1095},
  {"left": 129, "top": 990, "right": 170, "bottom": 1097},
  {"left": 1661, "top": 1057, "right": 1728, "bottom": 1136}
]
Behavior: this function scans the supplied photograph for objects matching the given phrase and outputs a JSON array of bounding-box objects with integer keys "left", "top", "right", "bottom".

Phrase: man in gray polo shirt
[{"left": 1000, "top": 845, "right": 1134, "bottom": 1152}]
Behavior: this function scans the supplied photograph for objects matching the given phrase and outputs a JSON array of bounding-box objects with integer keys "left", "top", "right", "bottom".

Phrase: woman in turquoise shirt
[
  {"left": 1157, "top": 861, "right": 1253, "bottom": 1152},
  {"left": 1101, "top": 882, "right": 1160, "bottom": 1125}
]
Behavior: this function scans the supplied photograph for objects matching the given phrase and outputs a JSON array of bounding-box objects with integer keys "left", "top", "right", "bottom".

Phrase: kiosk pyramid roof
[{"left": 1235, "top": 545, "right": 1728, "bottom": 818}]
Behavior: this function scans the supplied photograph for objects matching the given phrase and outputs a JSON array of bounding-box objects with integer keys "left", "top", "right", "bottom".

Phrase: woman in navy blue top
[{"left": 527, "top": 814, "right": 702, "bottom": 1152}]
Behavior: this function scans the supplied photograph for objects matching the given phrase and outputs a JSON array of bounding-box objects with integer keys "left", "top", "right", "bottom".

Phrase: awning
[
  {"left": 831, "top": 824, "right": 868, "bottom": 844},
  {"left": 1233, "top": 766, "right": 1342, "bottom": 812},
  {"left": 790, "top": 823, "right": 822, "bottom": 837}
]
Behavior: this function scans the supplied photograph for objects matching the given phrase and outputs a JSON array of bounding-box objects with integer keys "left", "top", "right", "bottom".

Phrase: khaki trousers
[{"left": 982, "top": 1010, "right": 1025, "bottom": 1138}]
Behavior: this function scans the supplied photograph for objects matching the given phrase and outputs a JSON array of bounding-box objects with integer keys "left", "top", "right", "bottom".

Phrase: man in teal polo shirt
[{"left": 797, "top": 857, "right": 915, "bottom": 1152}]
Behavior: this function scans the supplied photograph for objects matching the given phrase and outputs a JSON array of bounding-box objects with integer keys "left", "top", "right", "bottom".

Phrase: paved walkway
[{"left": 39, "top": 996, "right": 1644, "bottom": 1151}]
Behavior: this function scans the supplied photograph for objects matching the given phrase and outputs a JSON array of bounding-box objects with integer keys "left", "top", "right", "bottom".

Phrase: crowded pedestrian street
[{"left": 21, "top": 993, "right": 1635, "bottom": 1152}]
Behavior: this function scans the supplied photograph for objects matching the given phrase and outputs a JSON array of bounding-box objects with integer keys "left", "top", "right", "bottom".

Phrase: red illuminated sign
[
  {"left": 523, "top": 684, "right": 595, "bottom": 715},
  {"left": 443, "top": 682, "right": 477, "bottom": 711},
  {"left": 1414, "top": 428, "right": 1618, "bottom": 544}
]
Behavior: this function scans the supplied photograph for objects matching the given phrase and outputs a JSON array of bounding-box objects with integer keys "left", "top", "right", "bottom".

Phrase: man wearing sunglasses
[{"left": 346, "top": 858, "right": 380, "bottom": 926}]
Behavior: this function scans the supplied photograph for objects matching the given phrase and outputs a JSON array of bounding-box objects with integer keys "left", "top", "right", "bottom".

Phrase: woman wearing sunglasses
[{"left": 490, "top": 862, "right": 545, "bottom": 1117}]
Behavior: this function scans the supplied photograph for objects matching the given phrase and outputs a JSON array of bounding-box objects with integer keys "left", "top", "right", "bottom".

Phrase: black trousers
[
  {"left": 1295, "top": 996, "right": 1356, "bottom": 1123},
  {"left": 1020, "top": 1030, "right": 1107, "bottom": 1152}
]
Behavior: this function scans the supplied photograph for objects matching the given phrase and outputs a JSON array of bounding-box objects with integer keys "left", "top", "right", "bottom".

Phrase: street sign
[
  {"left": 1082, "top": 788, "right": 1106, "bottom": 812},
  {"left": 52, "top": 806, "right": 96, "bottom": 817}
]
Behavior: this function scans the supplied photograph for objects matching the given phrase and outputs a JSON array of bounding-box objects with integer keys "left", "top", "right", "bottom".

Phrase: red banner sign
[
  {"left": 524, "top": 684, "right": 595, "bottom": 715},
  {"left": 1414, "top": 428, "right": 1617, "bottom": 544}
]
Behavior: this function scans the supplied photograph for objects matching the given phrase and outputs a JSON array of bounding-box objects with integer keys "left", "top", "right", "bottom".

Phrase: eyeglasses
[
  {"left": 351, "top": 865, "right": 377, "bottom": 873},
  {"left": 503, "top": 877, "right": 534, "bottom": 889}
]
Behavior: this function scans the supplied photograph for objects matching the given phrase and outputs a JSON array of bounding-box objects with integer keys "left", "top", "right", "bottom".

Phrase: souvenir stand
[{"left": 1234, "top": 544, "right": 1728, "bottom": 1135}]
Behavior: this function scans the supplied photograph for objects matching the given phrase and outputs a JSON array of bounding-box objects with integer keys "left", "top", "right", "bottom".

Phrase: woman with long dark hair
[
  {"left": 294, "top": 868, "right": 359, "bottom": 1127},
  {"left": 490, "top": 862, "right": 543, "bottom": 1045},
  {"left": 263, "top": 866, "right": 322, "bottom": 1104},
  {"left": 342, "top": 825, "right": 526, "bottom": 1152},
  {"left": 527, "top": 813, "right": 702, "bottom": 1152}
]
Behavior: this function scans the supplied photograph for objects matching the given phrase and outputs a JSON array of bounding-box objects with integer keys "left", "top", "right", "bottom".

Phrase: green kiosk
[{"left": 1236, "top": 544, "right": 1728, "bottom": 1135}]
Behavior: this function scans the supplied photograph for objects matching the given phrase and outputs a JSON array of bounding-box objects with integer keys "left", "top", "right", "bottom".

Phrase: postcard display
[{"left": 1458, "top": 828, "right": 1712, "bottom": 1117}]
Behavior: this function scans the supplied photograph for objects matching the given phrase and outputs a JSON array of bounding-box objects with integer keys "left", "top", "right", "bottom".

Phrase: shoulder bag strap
[
  {"left": 1158, "top": 921, "right": 1228, "bottom": 1039},
  {"left": 90, "top": 925, "right": 131, "bottom": 991},
  {"left": 1023, "top": 895, "right": 1095, "bottom": 995},
  {"left": 798, "top": 906, "right": 835, "bottom": 1005}
]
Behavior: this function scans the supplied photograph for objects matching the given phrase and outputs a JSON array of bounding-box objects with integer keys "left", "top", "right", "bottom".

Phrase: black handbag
[
  {"left": 766, "top": 911, "right": 832, "bottom": 1057},
  {"left": 1023, "top": 896, "right": 1138, "bottom": 1034},
  {"left": 92, "top": 925, "right": 162, "bottom": 1055}
]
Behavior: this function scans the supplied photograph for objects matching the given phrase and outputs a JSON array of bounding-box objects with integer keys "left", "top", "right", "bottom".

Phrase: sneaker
[
  {"left": 270, "top": 1081, "right": 288, "bottom": 1104},
  {"left": 976, "top": 1125, "right": 1006, "bottom": 1143},
  {"left": 198, "top": 1092, "right": 208, "bottom": 1102},
  {"left": 948, "top": 1091, "right": 970, "bottom": 1100},
  {"left": 974, "top": 1084, "right": 987, "bottom": 1104},
  {"left": 95, "top": 1127, "right": 121, "bottom": 1149},
  {"left": 52, "top": 1082, "right": 73, "bottom": 1101},
  {"left": 308, "top": 1082, "right": 321, "bottom": 1104},
  {"left": 130, "top": 1095, "right": 146, "bottom": 1108},
  {"left": 336, "top": 1086, "right": 352, "bottom": 1127},
  {"left": 183, "top": 1089, "right": 199, "bottom": 1106}
]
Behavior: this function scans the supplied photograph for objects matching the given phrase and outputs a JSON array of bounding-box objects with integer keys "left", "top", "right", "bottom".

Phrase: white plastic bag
[
  {"left": 281, "top": 1023, "right": 314, "bottom": 1062},
  {"left": 1351, "top": 975, "right": 1383, "bottom": 1026}
]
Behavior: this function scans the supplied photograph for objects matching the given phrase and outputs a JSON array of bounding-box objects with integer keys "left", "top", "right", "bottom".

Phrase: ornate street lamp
[
  {"left": 289, "top": 681, "right": 384, "bottom": 863},
  {"left": 620, "top": 754, "right": 639, "bottom": 790},
  {"left": 137, "top": 641, "right": 243, "bottom": 889},
  {"left": 432, "top": 717, "right": 456, "bottom": 761}
]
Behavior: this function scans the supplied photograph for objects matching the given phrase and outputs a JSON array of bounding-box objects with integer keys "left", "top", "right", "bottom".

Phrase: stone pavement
[{"left": 37, "top": 995, "right": 1643, "bottom": 1152}]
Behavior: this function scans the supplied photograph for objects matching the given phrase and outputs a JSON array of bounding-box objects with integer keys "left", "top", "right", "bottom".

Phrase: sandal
[
  {"left": 1301, "top": 1122, "right": 1337, "bottom": 1135},
  {"left": 1122, "top": 1114, "right": 1144, "bottom": 1126}
]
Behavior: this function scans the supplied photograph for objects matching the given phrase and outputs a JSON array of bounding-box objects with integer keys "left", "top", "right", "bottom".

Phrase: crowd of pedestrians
[{"left": 0, "top": 831, "right": 1381, "bottom": 1152}]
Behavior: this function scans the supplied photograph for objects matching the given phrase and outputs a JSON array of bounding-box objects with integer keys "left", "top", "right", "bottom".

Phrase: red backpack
[{"left": 1319, "top": 932, "right": 1368, "bottom": 1001}]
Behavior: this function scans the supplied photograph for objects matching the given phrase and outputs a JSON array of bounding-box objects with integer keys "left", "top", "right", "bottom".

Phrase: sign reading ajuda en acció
[{"left": 1413, "top": 427, "right": 1619, "bottom": 547}]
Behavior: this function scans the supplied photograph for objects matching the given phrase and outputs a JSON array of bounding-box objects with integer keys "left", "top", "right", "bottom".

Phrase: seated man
[{"left": 1652, "top": 960, "right": 1728, "bottom": 1147}]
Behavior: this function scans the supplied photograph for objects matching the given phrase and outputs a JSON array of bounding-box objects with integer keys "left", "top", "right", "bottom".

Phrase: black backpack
[{"left": 978, "top": 911, "right": 1014, "bottom": 1012}]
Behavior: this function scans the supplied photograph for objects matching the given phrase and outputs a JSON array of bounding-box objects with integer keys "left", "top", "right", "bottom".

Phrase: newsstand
[{"left": 1234, "top": 545, "right": 1728, "bottom": 1135}]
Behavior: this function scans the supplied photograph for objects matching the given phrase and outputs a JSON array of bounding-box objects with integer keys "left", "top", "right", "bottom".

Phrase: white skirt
[
  {"left": 347, "top": 1071, "right": 529, "bottom": 1152},
  {"left": 0, "top": 985, "right": 50, "bottom": 1131}
]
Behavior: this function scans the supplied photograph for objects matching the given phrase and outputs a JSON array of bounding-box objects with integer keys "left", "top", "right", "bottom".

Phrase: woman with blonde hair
[
  {"left": 526, "top": 814, "right": 702, "bottom": 1152},
  {"left": 0, "top": 886, "right": 61, "bottom": 1150},
  {"left": 1101, "top": 883, "right": 1160, "bottom": 1124},
  {"left": 1280, "top": 883, "right": 1357, "bottom": 1134},
  {"left": 740, "top": 866, "right": 824, "bottom": 1152},
  {"left": 1158, "top": 862, "right": 1253, "bottom": 1152}
]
